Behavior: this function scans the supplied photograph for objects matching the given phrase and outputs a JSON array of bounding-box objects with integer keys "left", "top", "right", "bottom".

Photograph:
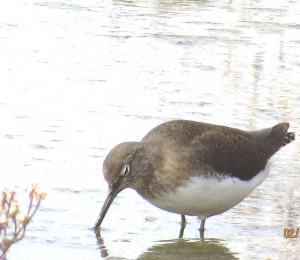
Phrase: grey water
[{"left": 0, "top": 0, "right": 300, "bottom": 259}]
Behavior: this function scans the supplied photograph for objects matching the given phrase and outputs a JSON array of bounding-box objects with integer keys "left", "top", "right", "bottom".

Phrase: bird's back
[{"left": 141, "top": 120, "right": 295, "bottom": 181}]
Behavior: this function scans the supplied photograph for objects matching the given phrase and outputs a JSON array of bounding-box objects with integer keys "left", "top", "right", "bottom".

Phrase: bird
[{"left": 94, "top": 120, "right": 295, "bottom": 238}]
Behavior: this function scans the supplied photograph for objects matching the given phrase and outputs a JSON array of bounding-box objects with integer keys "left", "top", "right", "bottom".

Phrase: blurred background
[{"left": 0, "top": 0, "right": 299, "bottom": 259}]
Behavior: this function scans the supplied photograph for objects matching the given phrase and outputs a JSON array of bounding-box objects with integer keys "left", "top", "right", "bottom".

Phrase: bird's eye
[{"left": 120, "top": 164, "right": 130, "bottom": 177}]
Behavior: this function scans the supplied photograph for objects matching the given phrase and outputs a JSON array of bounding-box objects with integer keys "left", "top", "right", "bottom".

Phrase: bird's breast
[{"left": 146, "top": 162, "right": 271, "bottom": 219}]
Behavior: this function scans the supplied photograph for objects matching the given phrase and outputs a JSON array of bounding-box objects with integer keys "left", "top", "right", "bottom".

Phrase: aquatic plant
[{"left": 0, "top": 184, "right": 47, "bottom": 259}]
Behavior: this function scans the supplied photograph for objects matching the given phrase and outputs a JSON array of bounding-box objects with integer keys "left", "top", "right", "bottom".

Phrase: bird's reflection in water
[
  {"left": 95, "top": 230, "right": 109, "bottom": 258},
  {"left": 96, "top": 229, "right": 238, "bottom": 260},
  {"left": 138, "top": 238, "right": 238, "bottom": 260}
]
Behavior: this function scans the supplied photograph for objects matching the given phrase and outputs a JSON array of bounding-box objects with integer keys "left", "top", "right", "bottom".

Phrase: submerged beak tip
[{"left": 94, "top": 218, "right": 101, "bottom": 229}]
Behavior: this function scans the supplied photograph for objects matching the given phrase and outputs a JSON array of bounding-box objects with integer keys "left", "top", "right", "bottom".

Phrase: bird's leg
[
  {"left": 179, "top": 214, "right": 186, "bottom": 238},
  {"left": 199, "top": 219, "right": 206, "bottom": 241}
]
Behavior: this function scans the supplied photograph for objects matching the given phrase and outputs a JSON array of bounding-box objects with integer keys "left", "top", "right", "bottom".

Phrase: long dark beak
[{"left": 94, "top": 188, "right": 119, "bottom": 229}]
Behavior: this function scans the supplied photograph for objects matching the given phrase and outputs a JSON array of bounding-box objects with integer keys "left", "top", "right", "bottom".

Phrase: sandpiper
[{"left": 94, "top": 120, "right": 295, "bottom": 237}]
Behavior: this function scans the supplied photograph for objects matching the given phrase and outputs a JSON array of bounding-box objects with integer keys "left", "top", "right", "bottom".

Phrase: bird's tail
[{"left": 251, "top": 122, "right": 295, "bottom": 156}]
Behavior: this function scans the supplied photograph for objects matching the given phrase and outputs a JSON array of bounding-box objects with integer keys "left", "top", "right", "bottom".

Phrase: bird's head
[{"left": 94, "top": 142, "right": 142, "bottom": 229}]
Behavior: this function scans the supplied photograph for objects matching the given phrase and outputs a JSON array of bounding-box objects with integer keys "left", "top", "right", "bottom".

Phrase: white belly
[{"left": 149, "top": 163, "right": 271, "bottom": 220}]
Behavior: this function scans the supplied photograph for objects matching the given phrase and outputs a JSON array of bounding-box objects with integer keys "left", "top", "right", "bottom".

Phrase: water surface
[{"left": 0, "top": 0, "right": 300, "bottom": 259}]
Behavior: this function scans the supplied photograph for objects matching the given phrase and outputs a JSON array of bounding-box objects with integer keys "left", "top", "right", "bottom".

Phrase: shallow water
[{"left": 0, "top": 0, "right": 300, "bottom": 259}]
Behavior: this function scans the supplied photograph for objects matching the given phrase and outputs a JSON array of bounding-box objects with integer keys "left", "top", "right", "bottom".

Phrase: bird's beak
[{"left": 94, "top": 187, "right": 119, "bottom": 229}]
